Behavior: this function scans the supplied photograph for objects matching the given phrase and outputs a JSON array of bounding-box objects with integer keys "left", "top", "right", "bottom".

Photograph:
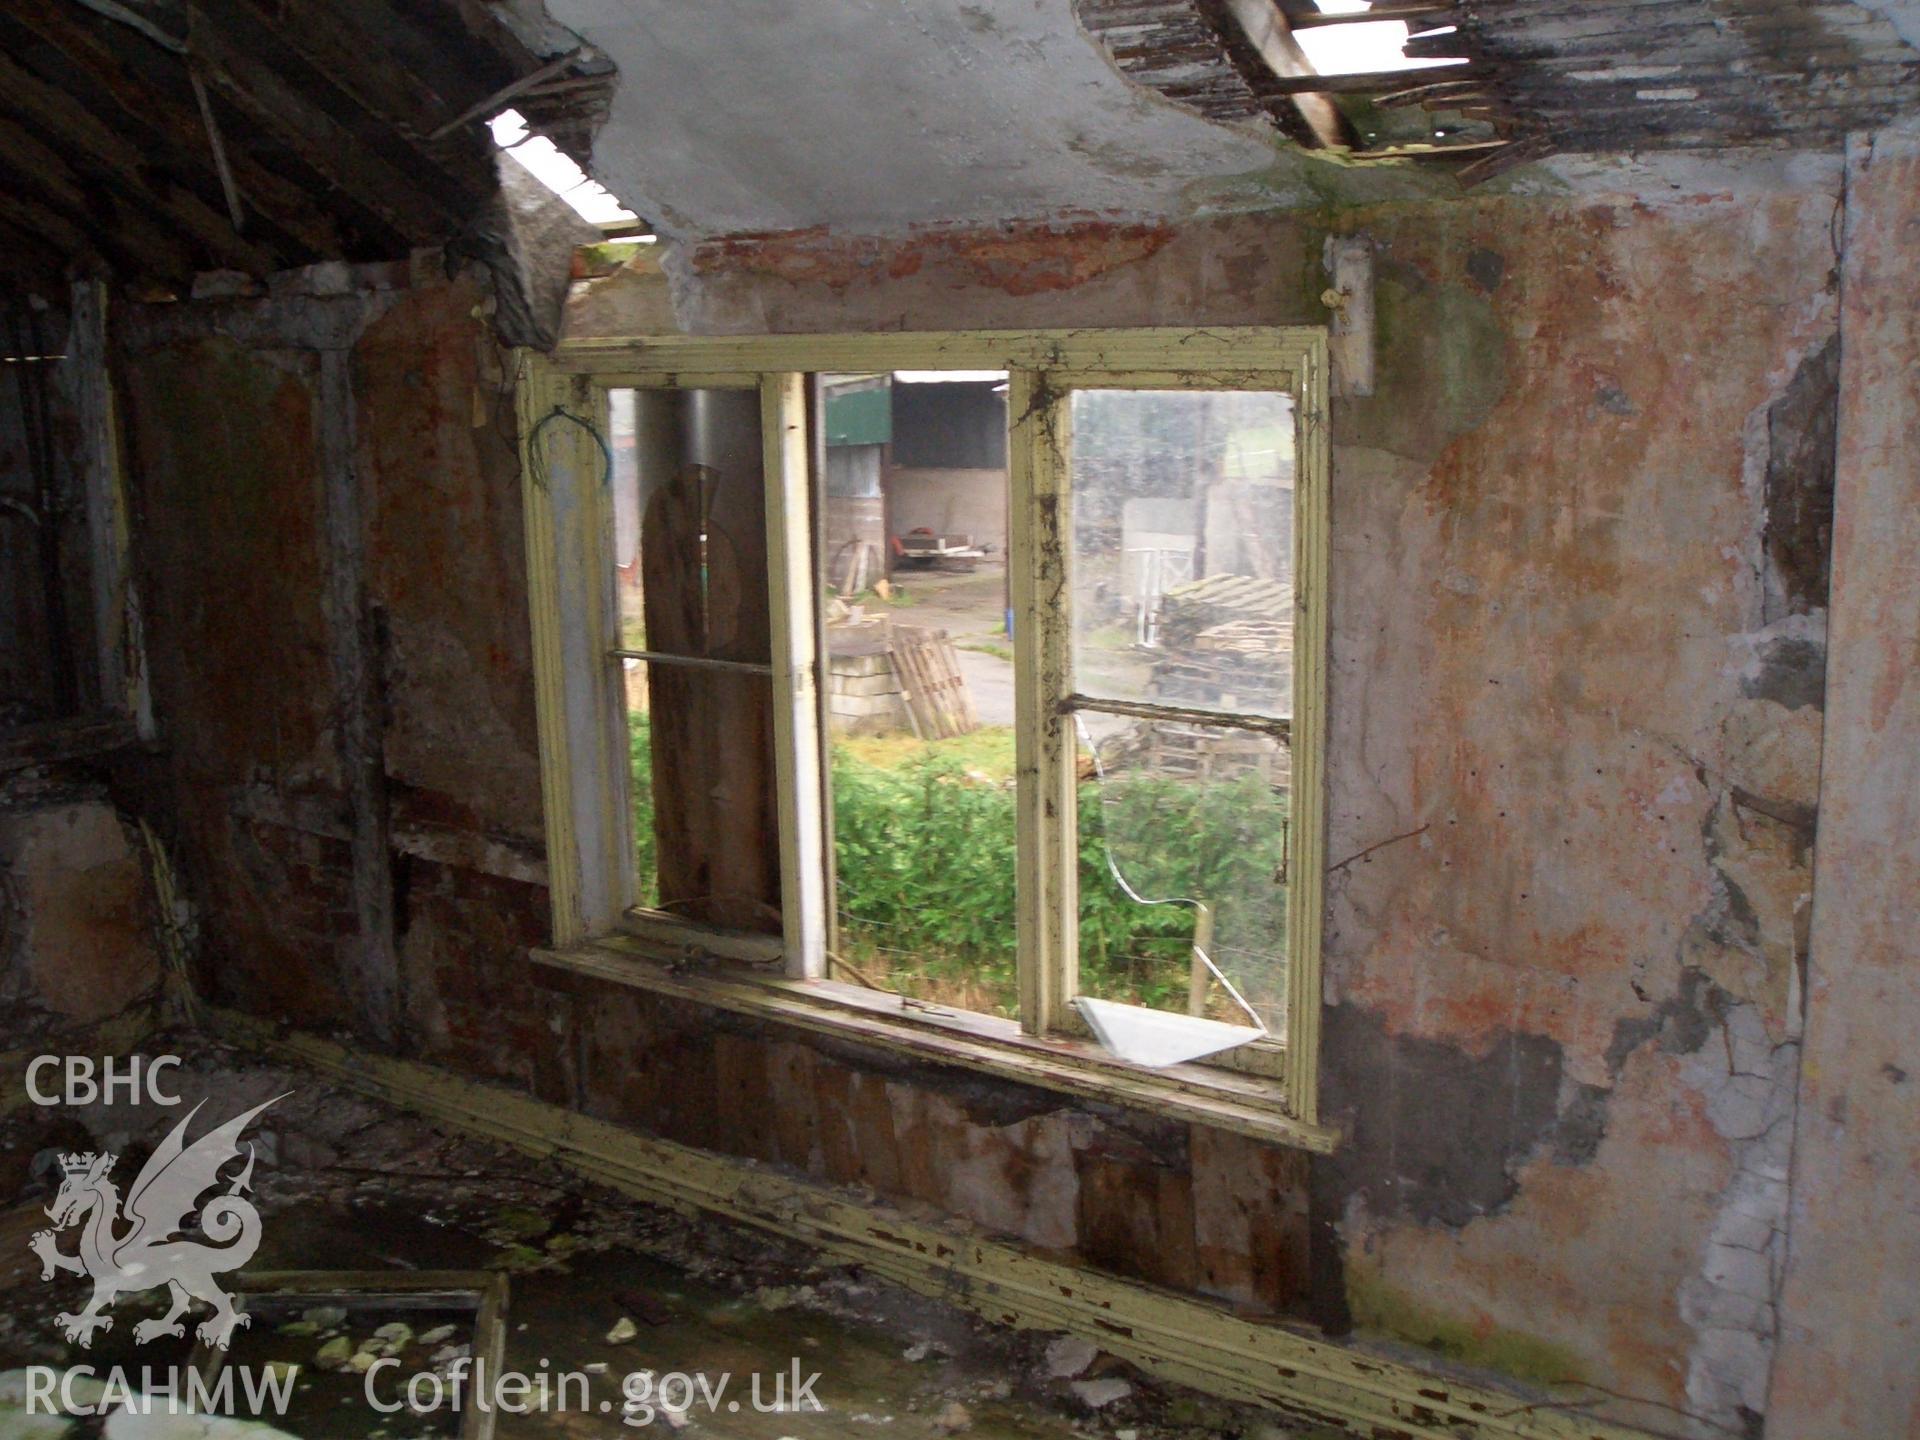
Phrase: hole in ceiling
[
  {"left": 1293, "top": 0, "right": 1461, "bottom": 75},
  {"left": 489, "top": 108, "right": 644, "bottom": 231}
]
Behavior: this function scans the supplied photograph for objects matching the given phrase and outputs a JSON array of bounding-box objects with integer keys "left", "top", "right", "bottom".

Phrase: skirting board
[{"left": 212, "top": 1010, "right": 1652, "bottom": 1440}]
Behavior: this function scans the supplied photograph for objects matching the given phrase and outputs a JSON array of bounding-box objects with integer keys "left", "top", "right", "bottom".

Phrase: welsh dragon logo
[{"left": 29, "top": 1095, "right": 285, "bottom": 1350}]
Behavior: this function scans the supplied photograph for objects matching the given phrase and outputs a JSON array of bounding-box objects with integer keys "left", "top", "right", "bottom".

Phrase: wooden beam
[
  {"left": 429, "top": 47, "right": 585, "bottom": 140},
  {"left": 1348, "top": 137, "right": 1510, "bottom": 158},
  {"left": 1374, "top": 77, "right": 1493, "bottom": 106},
  {"left": 0, "top": 124, "right": 199, "bottom": 281},
  {"left": 1253, "top": 61, "right": 1471, "bottom": 94},
  {"left": 0, "top": 192, "right": 105, "bottom": 276},
  {"left": 188, "top": 66, "right": 246, "bottom": 233},
  {"left": 1457, "top": 131, "right": 1556, "bottom": 185},
  {"left": 219, "top": 0, "right": 498, "bottom": 147},
  {"left": 1287, "top": 4, "right": 1456, "bottom": 26},
  {"left": 182, "top": 3, "right": 475, "bottom": 242},
  {"left": 0, "top": 217, "right": 76, "bottom": 290},
  {"left": 0, "top": 47, "right": 276, "bottom": 276},
  {"left": 0, "top": 6, "right": 354, "bottom": 262},
  {"left": 214, "top": 1012, "right": 1660, "bottom": 1440},
  {"left": 1221, "top": 0, "right": 1354, "bottom": 147},
  {"left": 760, "top": 373, "right": 829, "bottom": 981}
]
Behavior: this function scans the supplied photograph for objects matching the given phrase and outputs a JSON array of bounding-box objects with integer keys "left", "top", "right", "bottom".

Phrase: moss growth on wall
[
  {"left": 1347, "top": 278, "right": 1509, "bottom": 462},
  {"left": 1346, "top": 1269, "right": 1588, "bottom": 1387}
]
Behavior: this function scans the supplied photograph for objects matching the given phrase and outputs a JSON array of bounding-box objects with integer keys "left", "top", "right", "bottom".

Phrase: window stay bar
[
  {"left": 1061, "top": 693, "right": 1291, "bottom": 740},
  {"left": 610, "top": 648, "right": 775, "bottom": 677}
]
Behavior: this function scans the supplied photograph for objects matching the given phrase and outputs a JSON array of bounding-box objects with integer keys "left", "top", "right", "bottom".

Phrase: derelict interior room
[{"left": 0, "top": 2, "right": 1916, "bottom": 1438}]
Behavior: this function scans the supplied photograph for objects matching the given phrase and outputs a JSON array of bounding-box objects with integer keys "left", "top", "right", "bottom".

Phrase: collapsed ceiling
[
  {"left": 551, "top": 0, "right": 1919, "bottom": 236},
  {"left": 1083, "top": 0, "right": 1920, "bottom": 176},
  {"left": 0, "top": 0, "right": 613, "bottom": 291},
  {"left": 0, "top": 0, "right": 1915, "bottom": 286},
  {"left": 540, "top": 0, "right": 1283, "bottom": 239}
]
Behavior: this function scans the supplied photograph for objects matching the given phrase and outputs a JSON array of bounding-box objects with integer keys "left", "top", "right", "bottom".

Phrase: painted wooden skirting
[{"left": 214, "top": 1010, "right": 1651, "bottom": 1440}]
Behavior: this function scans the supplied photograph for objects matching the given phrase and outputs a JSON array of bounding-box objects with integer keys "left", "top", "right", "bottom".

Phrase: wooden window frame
[{"left": 518, "top": 330, "right": 1334, "bottom": 1150}]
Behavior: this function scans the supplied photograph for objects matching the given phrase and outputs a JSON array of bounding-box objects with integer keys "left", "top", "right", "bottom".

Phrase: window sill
[{"left": 530, "top": 935, "right": 1340, "bottom": 1153}]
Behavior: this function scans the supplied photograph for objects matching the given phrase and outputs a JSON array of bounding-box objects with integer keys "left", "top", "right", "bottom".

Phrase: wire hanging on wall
[{"left": 526, "top": 404, "right": 612, "bottom": 493}]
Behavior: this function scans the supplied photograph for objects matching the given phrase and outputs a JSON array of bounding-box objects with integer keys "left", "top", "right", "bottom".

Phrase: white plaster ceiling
[{"left": 541, "top": 0, "right": 1284, "bottom": 239}]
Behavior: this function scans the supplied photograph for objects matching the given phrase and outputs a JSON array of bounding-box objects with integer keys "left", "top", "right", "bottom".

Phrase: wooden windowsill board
[{"left": 531, "top": 933, "right": 1340, "bottom": 1153}]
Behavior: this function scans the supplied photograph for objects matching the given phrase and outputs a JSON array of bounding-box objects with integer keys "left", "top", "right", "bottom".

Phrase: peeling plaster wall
[
  {"left": 115, "top": 273, "right": 548, "bottom": 1044},
  {"left": 566, "top": 162, "right": 1848, "bottom": 1437},
  {"left": 113, "top": 144, "right": 1920, "bottom": 1438},
  {"left": 1766, "top": 120, "right": 1920, "bottom": 1440},
  {"left": 0, "top": 784, "right": 163, "bottom": 1054}
]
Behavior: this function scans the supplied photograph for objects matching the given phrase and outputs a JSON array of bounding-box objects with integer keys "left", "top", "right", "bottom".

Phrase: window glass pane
[
  {"left": 1068, "top": 387, "right": 1295, "bottom": 1039},
  {"left": 1069, "top": 389, "right": 1295, "bottom": 720},
  {"left": 1077, "top": 722, "right": 1290, "bottom": 1035},
  {"left": 608, "top": 387, "right": 780, "bottom": 932},
  {"left": 819, "top": 372, "right": 1018, "bottom": 1016}
]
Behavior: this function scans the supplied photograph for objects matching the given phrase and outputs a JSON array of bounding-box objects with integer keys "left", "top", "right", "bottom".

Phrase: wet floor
[
  {"left": 0, "top": 1047, "right": 1285, "bottom": 1440},
  {"left": 6, "top": 1197, "right": 1104, "bottom": 1438}
]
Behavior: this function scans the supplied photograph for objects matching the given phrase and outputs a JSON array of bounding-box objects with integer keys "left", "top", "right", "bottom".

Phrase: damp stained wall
[
  {"left": 1765, "top": 120, "right": 1920, "bottom": 1440},
  {"left": 109, "top": 147, "right": 1919, "bottom": 1439}
]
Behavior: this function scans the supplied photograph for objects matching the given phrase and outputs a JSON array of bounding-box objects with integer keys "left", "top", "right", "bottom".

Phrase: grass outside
[{"left": 629, "top": 716, "right": 1286, "bottom": 1023}]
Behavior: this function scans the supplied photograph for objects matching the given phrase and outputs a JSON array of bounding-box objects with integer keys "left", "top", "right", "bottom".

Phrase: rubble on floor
[{"left": 0, "top": 1038, "right": 1318, "bottom": 1440}]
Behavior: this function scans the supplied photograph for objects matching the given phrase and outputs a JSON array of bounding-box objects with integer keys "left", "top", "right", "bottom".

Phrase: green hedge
[{"left": 628, "top": 715, "right": 1288, "bottom": 1018}]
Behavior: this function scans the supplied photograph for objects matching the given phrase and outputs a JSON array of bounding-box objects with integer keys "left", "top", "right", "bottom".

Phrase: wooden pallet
[
  {"left": 890, "top": 625, "right": 979, "bottom": 739},
  {"left": 1125, "top": 721, "right": 1291, "bottom": 788}
]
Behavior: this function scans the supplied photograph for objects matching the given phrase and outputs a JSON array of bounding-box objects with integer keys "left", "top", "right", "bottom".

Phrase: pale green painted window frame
[{"left": 517, "top": 329, "right": 1333, "bottom": 1148}]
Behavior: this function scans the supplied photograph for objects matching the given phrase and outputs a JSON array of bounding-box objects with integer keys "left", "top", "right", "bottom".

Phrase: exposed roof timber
[
  {"left": 1219, "top": 0, "right": 1356, "bottom": 147},
  {"left": 216, "top": 0, "right": 495, "bottom": 145},
  {"left": 1433, "top": 0, "right": 1919, "bottom": 148},
  {"left": 1455, "top": 130, "right": 1556, "bottom": 182},
  {"left": 185, "top": 0, "right": 487, "bottom": 226},
  {"left": 1083, "top": 0, "right": 1919, "bottom": 162},
  {"left": 1349, "top": 136, "right": 1510, "bottom": 157},
  {"left": 1081, "top": 5, "right": 1269, "bottom": 125},
  {"left": 0, "top": 116, "right": 209, "bottom": 280},
  {"left": 0, "top": 187, "right": 113, "bottom": 277},
  {"left": 1251, "top": 63, "right": 1471, "bottom": 94},
  {"left": 1286, "top": 3, "right": 1454, "bottom": 26},
  {"left": 0, "top": 0, "right": 613, "bottom": 291},
  {"left": 0, "top": 46, "right": 276, "bottom": 274},
  {"left": 0, "top": 217, "right": 72, "bottom": 290},
  {"left": 70, "top": 0, "right": 184, "bottom": 54},
  {"left": 431, "top": 47, "right": 587, "bottom": 140},
  {"left": 1, "top": 6, "right": 356, "bottom": 258},
  {"left": 1077, "top": 0, "right": 1487, "bottom": 155},
  {"left": 1374, "top": 78, "right": 1488, "bottom": 106}
]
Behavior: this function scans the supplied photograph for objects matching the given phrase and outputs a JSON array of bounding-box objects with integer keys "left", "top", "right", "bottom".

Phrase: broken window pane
[
  {"left": 1077, "top": 722, "right": 1290, "bottom": 1037},
  {"left": 608, "top": 387, "right": 781, "bottom": 932},
  {"left": 1067, "top": 388, "right": 1296, "bottom": 1042},
  {"left": 819, "top": 372, "right": 1019, "bottom": 1016}
]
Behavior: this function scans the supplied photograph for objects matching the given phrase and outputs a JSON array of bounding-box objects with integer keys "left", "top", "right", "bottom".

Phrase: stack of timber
[
  {"left": 1152, "top": 576, "right": 1294, "bottom": 712},
  {"left": 890, "top": 626, "right": 979, "bottom": 740},
  {"left": 1105, "top": 720, "right": 1292, "bottom": 789}
]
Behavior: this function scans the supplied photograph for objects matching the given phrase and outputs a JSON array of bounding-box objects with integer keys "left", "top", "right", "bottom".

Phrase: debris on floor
[{"left": 0, "top": 1038, "right": 1308, "bottom": 1439}]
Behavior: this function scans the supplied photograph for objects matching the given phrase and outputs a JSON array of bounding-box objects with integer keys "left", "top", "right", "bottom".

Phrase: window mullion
[
  {"left": 761, "top": 372, "right": 829, "bottom": 980},
  {"left": 518, "top": 361, "right": 631, "bottom": 943},
  {"left": 1284, "top": 361, "right": 1329, "bottom": 1123},
  {"left": 1010, "top": 369, "right": 1077, "bottom": 1035}
]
